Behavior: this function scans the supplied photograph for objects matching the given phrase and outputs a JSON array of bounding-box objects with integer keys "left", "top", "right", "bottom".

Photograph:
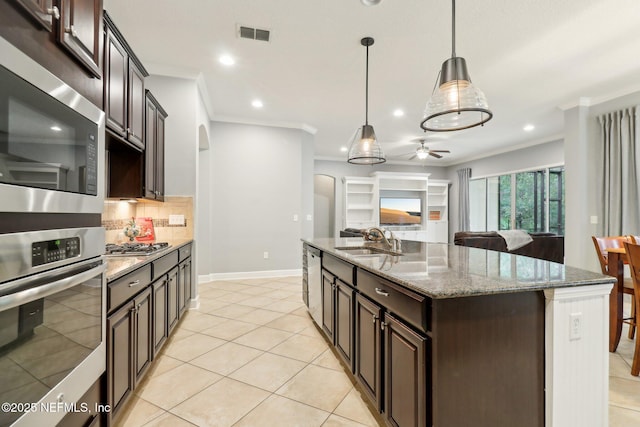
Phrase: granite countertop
[
  {"left": 303, "top": 237, "right": 615, "bottom": 299},
  {"left": 106, "top": 239, "right": 193, "bottom": 282}
]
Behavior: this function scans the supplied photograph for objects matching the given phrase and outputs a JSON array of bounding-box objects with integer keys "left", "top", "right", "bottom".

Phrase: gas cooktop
[{"left": 105, "top": 242, "right": 170, "bottom": 256}]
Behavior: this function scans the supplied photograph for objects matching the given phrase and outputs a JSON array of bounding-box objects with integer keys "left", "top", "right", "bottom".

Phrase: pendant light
[
  {"left": 348, "top": 37, "right": 386, "bottom": 165},
  {"left": 420, "top": 0, "right": 492, "bottom": 132}
]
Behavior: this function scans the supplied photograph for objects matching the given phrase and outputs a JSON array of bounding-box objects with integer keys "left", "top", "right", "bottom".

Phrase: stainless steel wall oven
[{"left": 0, "top": 36, "right": 106, "bottom": 426}]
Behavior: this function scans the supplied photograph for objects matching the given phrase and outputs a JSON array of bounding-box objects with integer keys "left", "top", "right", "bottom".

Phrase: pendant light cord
[
  {"left": 365, "top": 43, "right": 369, "bottom": 125},
  {"left": 451, "top": 0, "right": 456, "bottom": 58}
]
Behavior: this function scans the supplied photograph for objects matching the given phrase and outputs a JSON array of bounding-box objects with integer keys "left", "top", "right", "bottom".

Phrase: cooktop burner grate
[{"left": 105, "top": 242, "right": 170, "bottom": 256}]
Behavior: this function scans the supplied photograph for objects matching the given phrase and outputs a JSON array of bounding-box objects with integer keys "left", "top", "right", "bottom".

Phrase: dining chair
[
  {"left": 622, "top": 241, "right": 640, "bottom": 376},
  {"left": 592, "top": 236, "right": 636, "bottom": 338}
]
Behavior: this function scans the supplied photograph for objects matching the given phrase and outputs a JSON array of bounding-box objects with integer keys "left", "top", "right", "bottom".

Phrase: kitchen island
[{"left": 302, "top": 237, "right": 615, "bottom": 427}]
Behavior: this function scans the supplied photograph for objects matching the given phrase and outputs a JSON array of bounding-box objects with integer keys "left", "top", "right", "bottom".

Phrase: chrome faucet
[{"left": 363, "top": 227, "right": 402, "bottom": 253}]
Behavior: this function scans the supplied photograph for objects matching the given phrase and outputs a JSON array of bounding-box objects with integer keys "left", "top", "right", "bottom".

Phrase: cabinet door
[
  {"left": 104, "top": 27, "right": 127, "bottom": 136},
  {"left": 180, "top": 258, "right": 192, "bottom": 311},
  {"left": 384, "top": 313, "right": 428, "bottom": 427},
  {"left": 128, "top": 59, "right": 145, "bottom": 147},
  {"left": 133, "top": 287, "right": 152, "bottom": 386},
  {"left": 58, "top": 0, "right": 102, "bottom": 78},
  {"left": 144, "top": 96, "right": 157, "bottom": 199},
  {"left": 152, "top": 276, "right": 168, "bottom": 355},
  {"left": 321, "top": 270, "right": 334, "bottom": 341},
  {"left": 178, "top": 260, "right": 186, "bottom": 316},
  {"left": 107, "top": 301, "right": 134, "bottom": 423},
  {"left": 13, "top": 0, "right": 55, "bottom": 31},
  {"left": 167, "top": 267, "right": 179, "bottom": 333},
  {"left": 155, "top": 110, "right": 166, "bottom": 201},
  {"left": 335, "top": 279, "right": 354, "bottom": 372},
  {"left": 355, "top": 294, "right": 383, "bottom": 411}
]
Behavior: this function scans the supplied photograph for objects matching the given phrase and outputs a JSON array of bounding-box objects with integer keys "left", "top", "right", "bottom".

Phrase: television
[{"left": 380, "top": 197, "right": 422, "bottom": 225}]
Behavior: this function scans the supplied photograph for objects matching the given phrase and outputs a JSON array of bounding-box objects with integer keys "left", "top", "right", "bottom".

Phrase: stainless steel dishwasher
[{"left": 306, "top": 246, "right": 322, "bottom": 325}]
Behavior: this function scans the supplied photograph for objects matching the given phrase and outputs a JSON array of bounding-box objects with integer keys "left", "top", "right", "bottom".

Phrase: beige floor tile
[
  {"left": 237, "top": 295, "right": 281, "bottom": 308},
  {"left": 269, "top": 333, "right": 329, "bottom": 362},
  {"left": 260, "top": 281, "right": 293, "bottom": 290},
  {"left": 196, "top": 298, "right": 230, "bottom": 313},
  {"left": 162, "top": 333, "right": 226, "bottom": 362},
  {"left": 217, "top": 292, "right": 253, "bottom": 304},
  {"left": 137, "top": 364, "right": 222, "bottom": 409},
  {"left": 170, "top": 378, "right": 269, "bottom": 427},
  {"left": 116, "top": 395, "right": 164, "bottom": 427},
  {"left": 200, "top": 318, "right": 259, "bottom": 340},
  {"left": 311, "top": 349, "right": 344, "bottom": 371},
  {"left": 609, "top": 404, "right": 640, "bottom": 427},
  {"left": 165, "top": 328, "right": 195, "bottom": 344},
  {"left": 322, "top": 414, "right": 373, "bottom": 427},
  {"left": 264, "top": 313, "right": 314, "bottom": 333},
  {"left": 610, "top": 376, "right": 640, "bottom": 411},
  {"left": 238, "top": 286, "right": 273, "bottom": 296},
  {"left": 233, "top": 326, "right": 294, "bottom": 351},
  {"left": 211, "top": 282, "right": 254, "bottom": 292},
  {"left": 236, "top": 308, "right": 285, "bottom": 325},
  {"left": 276, "top": 276, "right": 303, "bottom": 284},
  {"left": 142, "top": 412, "right": 197, "bottom": 426},
  {"left": 229, "top": 352, "right": 307, "bottom": 392},
  {"left": 299, "top": 324, "right": 325, "bottom": 339},
  {"left": 285, "top": 293, "right": 305, "bottom": 302},
  {"left": 212, "top": 304, "right": 256, "bottom": 320},
  {"left": 276, "top": 364, "right": 353, "bottom": 412},
  {"left": 234, "top": 394, "right": 330, "bottom": 427},
  {"left": 145, "top": 355, "right": 184, "bottom": 379},
  {"left": 263, "top": 289, "right": 299, "bottom": 300},
  {"left": 190, "top": 342, "right": 263, "bottom": 376},
  {"left": 291, "top": 307, "right": 312, "bottom": 317},
  {"left": 611, "top": 353, "right": 640, "bottom": 382},
  {"left": 333, "top": 388, "right": 380, "bottom": 426},
  {"left": 263, "top": 299, "right": 305, "bottom": 313},
  {"left": 197, "top": 288, "right": 231, "bottom": 299},
  {"left": 237, "top": 278, "right": 274, "bottom": 285},
  {"left": 178, "top": 312, "right": 229, "bottom": 332}
]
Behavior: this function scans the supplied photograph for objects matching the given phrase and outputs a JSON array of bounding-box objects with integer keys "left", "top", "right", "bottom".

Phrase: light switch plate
[{"left": 169, "top": 214, "right": 185, "bottom": 225}]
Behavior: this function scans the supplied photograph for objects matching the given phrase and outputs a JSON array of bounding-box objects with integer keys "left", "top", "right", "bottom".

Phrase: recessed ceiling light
[
  {"left": 50, "top": 126, "right": 62, "bottom": 132},
  {"left": 219, "top": 55, "right": 235, "bottom": 66},
  {"left": 523, "top": 124, "right": 535, "bottom": 132},
  {"left": 340, "top": 147, "right": 348, "bottom": 152},
  {"left": 251, "top": 99, "right": 263, "bottom": 108},
  {"left": 393, "top": 109, "right": 404, "bottom": 117}
]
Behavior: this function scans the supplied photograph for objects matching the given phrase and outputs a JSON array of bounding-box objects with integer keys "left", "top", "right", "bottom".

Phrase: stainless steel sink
[{"left": 334, "top": 246, "right": 403, "bottom": 256}]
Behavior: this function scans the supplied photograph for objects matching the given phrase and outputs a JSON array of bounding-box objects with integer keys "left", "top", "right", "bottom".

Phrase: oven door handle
[{"left": 0, "top": 262, "right": 106, "bottom": 312}]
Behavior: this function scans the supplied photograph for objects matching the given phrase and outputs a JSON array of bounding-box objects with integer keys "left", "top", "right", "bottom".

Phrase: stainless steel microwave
[{"left": 0, "top": 37, "right": 105, "bottom": 214}]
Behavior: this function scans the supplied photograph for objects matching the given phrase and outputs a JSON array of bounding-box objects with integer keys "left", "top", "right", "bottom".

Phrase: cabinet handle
[
  {"left": 65, "top": 25, "right": 78, "bottom": 38},
  {"left": 374, "top": 288, "right": 389, "bottom": 297},
  {"left": 372, "top": 314, "right": 378, "bottom": 324},
  {"left": 128, "top": 280, "right": 141, "bottom": 287},
  {"left": 47, "top": 6, "right": 60, "bottom": 19},
  {"left": 381, "top": 321, "right": 387, "bottom": 331}
]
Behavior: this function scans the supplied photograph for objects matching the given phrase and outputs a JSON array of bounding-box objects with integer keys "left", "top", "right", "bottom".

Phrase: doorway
[{"left": 314, "top": 174, "right": 335, "bottom": 238}]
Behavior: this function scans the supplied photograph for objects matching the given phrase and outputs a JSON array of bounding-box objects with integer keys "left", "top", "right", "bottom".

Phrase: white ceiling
[{"left": 103, "top": 0, "right": 640, "bottom": 166}]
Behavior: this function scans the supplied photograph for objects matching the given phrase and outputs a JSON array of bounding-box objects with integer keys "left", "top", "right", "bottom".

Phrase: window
[{"left": 469, "top": 166, "right": 565, "bottom": 234}]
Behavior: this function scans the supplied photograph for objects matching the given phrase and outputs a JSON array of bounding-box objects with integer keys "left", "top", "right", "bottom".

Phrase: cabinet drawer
[
  {"left": 179, "top": 244, "right": 192, "bottom": 261},
  {"left": 357, "top": 269, "right": 429, "bottom": 332},
  {"left": 323, "top": 254, "right": 355, "bottom": 286},
  {"left": 152, "top": 250, "right": 179, "bottom": 279},
  {"left": 108, "top": 264, "right": 152, "bottom": 313}
]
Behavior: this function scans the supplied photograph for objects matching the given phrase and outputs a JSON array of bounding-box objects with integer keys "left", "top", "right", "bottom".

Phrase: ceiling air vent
[{"left": 238, "top": 25, "right": 270, "bottom": 42}]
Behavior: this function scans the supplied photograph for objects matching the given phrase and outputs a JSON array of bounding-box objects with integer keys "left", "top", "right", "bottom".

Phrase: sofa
[{"left": 454, "top": 231, "right": 564, "bottom": 264}]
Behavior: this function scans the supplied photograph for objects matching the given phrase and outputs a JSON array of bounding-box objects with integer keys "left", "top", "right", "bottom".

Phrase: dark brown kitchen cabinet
[
  {"left": 178, "top": 257, "right": 192, "bottom": 315},
  {"left": 106, "top": 298, "right": 134, "bottom": 424},
  {"left": 384, "top": 312, "right": 428, "bottom": 427},
  {"left": 144, "top": 91, "right": 167, "bottom": 201},
  {"left": 58, "top": 0, "right": 102, "bottom": 78},
  {"left": 335, "top": 279, "right": 354, "bottom": 371},
  {"left": 355, "top": 294, "right": 383, "bottom": 411},
  {"left": 167, "top": 266, "right": 179, "bottom": 334},
  {"left": 133, "top": 286, "right": 153, "bottom": 386},
  {"left": 103, "top": 11, "right": 148, "bottom": 150},
  {"left": 152, "top": 275, "right": 168, "bottom": 354},
  {"left": 321, "top": 270, "right": 334, "bottom": 341},
  {"left": 13, "top": 0, "right": 56, "bottom": 31}
]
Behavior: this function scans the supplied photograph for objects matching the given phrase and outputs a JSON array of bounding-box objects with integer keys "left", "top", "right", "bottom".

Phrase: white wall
[
  {"left": 205, "top": 121, "right": 314, "bottom": 276},
  {"left": 445, "top": 140, "right": 564, "bottom": 242}
]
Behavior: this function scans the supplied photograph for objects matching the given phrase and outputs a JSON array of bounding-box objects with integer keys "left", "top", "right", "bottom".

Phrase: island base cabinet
[
  {"left": 384, "top": 313, "right": 429, "bottom": 427},
  {"left": 355, "top": 294, "right": 383, "bottom": 411},
  {"left": 321, "top": 270, "right": 335, "bottom": 341},
  {"left": 335, "top": 279, "right": 354, "bottom": 372}
]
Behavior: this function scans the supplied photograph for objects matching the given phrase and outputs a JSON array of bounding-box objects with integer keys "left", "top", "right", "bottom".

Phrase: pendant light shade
[
  {"left": 420, "top": 0, "right": 492, "bottom": 132},
  {"left": 348, "top": 37, "right": 386, "bottom": 165}
]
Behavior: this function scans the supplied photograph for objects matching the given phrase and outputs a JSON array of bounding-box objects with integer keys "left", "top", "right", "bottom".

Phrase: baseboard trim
[{"left": 198, "top": 268, "right": 302, "bottom": 283}]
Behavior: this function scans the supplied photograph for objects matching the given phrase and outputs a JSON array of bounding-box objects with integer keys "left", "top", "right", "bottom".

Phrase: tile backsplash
[{"left": 102, "top": 196, "right": 193, "bottom": 243}]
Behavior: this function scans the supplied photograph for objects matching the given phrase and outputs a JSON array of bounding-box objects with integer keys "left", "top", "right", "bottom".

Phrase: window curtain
[
  {"left": 598, "top": 106, "right": 640, "bottom": 236},
  {"left": 457, "top": 168, "right": 471, "bottom": 231}
]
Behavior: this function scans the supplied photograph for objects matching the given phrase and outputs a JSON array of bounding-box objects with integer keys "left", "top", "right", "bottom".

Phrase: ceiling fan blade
[
  {"left": 430, "top": 150, "right": 450, "bottom": 153},
  {"left": 429, "top": 152, "right": 443, "bottom": 159},
  {"left": 409, "top": 154, "right": 417, "bottom": 160}
]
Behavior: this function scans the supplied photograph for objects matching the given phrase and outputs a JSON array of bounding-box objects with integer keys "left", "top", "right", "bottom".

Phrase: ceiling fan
[{"left": 401, "top": 138, "right": 451, "bottom": 160}]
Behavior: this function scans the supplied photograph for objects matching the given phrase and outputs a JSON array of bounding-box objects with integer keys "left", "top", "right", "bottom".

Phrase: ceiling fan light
[
  {"left": 416, "top": 148, "right": 429, "bottom": 160},
  {"left": 348, "top": 125, "right": 385, "bottom": 164}
]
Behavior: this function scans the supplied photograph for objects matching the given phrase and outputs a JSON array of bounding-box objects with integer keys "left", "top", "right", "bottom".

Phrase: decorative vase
[{"left": 123, "top": 218, "right": 140, "bottom": 242}]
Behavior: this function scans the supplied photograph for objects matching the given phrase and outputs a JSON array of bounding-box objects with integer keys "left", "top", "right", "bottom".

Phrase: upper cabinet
[
  {"left": 58, "top": 0, "right": 102, "bottom": 78},
  {"left": 13, "top": 0, "right": 58, "bottom": 31},
  {"left": 144, "top": 91, "right": 167, "bottom": 201},
  {"left": 103, "top": 11, "right": 148, "bottom": 150}
]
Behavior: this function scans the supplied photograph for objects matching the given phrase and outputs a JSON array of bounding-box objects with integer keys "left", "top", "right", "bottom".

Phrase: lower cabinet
[
  {"left": 321, "top": 270, "right": 334, "bottom": 341},
  {"left": 178, "top": 256, "right": 192, "bottom": 315},
  {"left": 335, "top": 279, "right": 354, "bottom": 372},
  {"left": 167, "top": 266, "right": 179, "bottom": 334},
  {"left": 152, "top": 275, "right": 168, "bottom": 354},
  {"left": 133, "top": 287, "right": 153, "bottom": 385},
  {"left": 355, "top": 294, "right": 383, "bottom": 411}
]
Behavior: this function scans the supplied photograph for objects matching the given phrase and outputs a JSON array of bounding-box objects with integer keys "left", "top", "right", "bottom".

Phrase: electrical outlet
[
  {"left": 293, "top": 214, "right": 299, "bottom": 222},
  {"left": 306, "top": 214, "right": 312, "bottom": 221},
  {"left": 169, "top": 214, "right": 185, "bottom": 225},
  {"left": 569, "top": 312, "right": 582, "bottom": 340},
  {"left": 590, "top": 216, "right": 598, "bottom": 225},
  {"left": 263, "top": 251, "right": 269, "bottom": 259}
]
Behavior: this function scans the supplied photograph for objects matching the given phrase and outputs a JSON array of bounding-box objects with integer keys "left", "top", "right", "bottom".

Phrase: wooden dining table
[{"left": 607, "top": 247, "right": 627, "bottom": 352}]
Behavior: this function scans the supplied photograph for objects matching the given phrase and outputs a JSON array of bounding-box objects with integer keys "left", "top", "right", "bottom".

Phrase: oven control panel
[{"left": 32, "top": 237, "right": 81, "bottom": 266}]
